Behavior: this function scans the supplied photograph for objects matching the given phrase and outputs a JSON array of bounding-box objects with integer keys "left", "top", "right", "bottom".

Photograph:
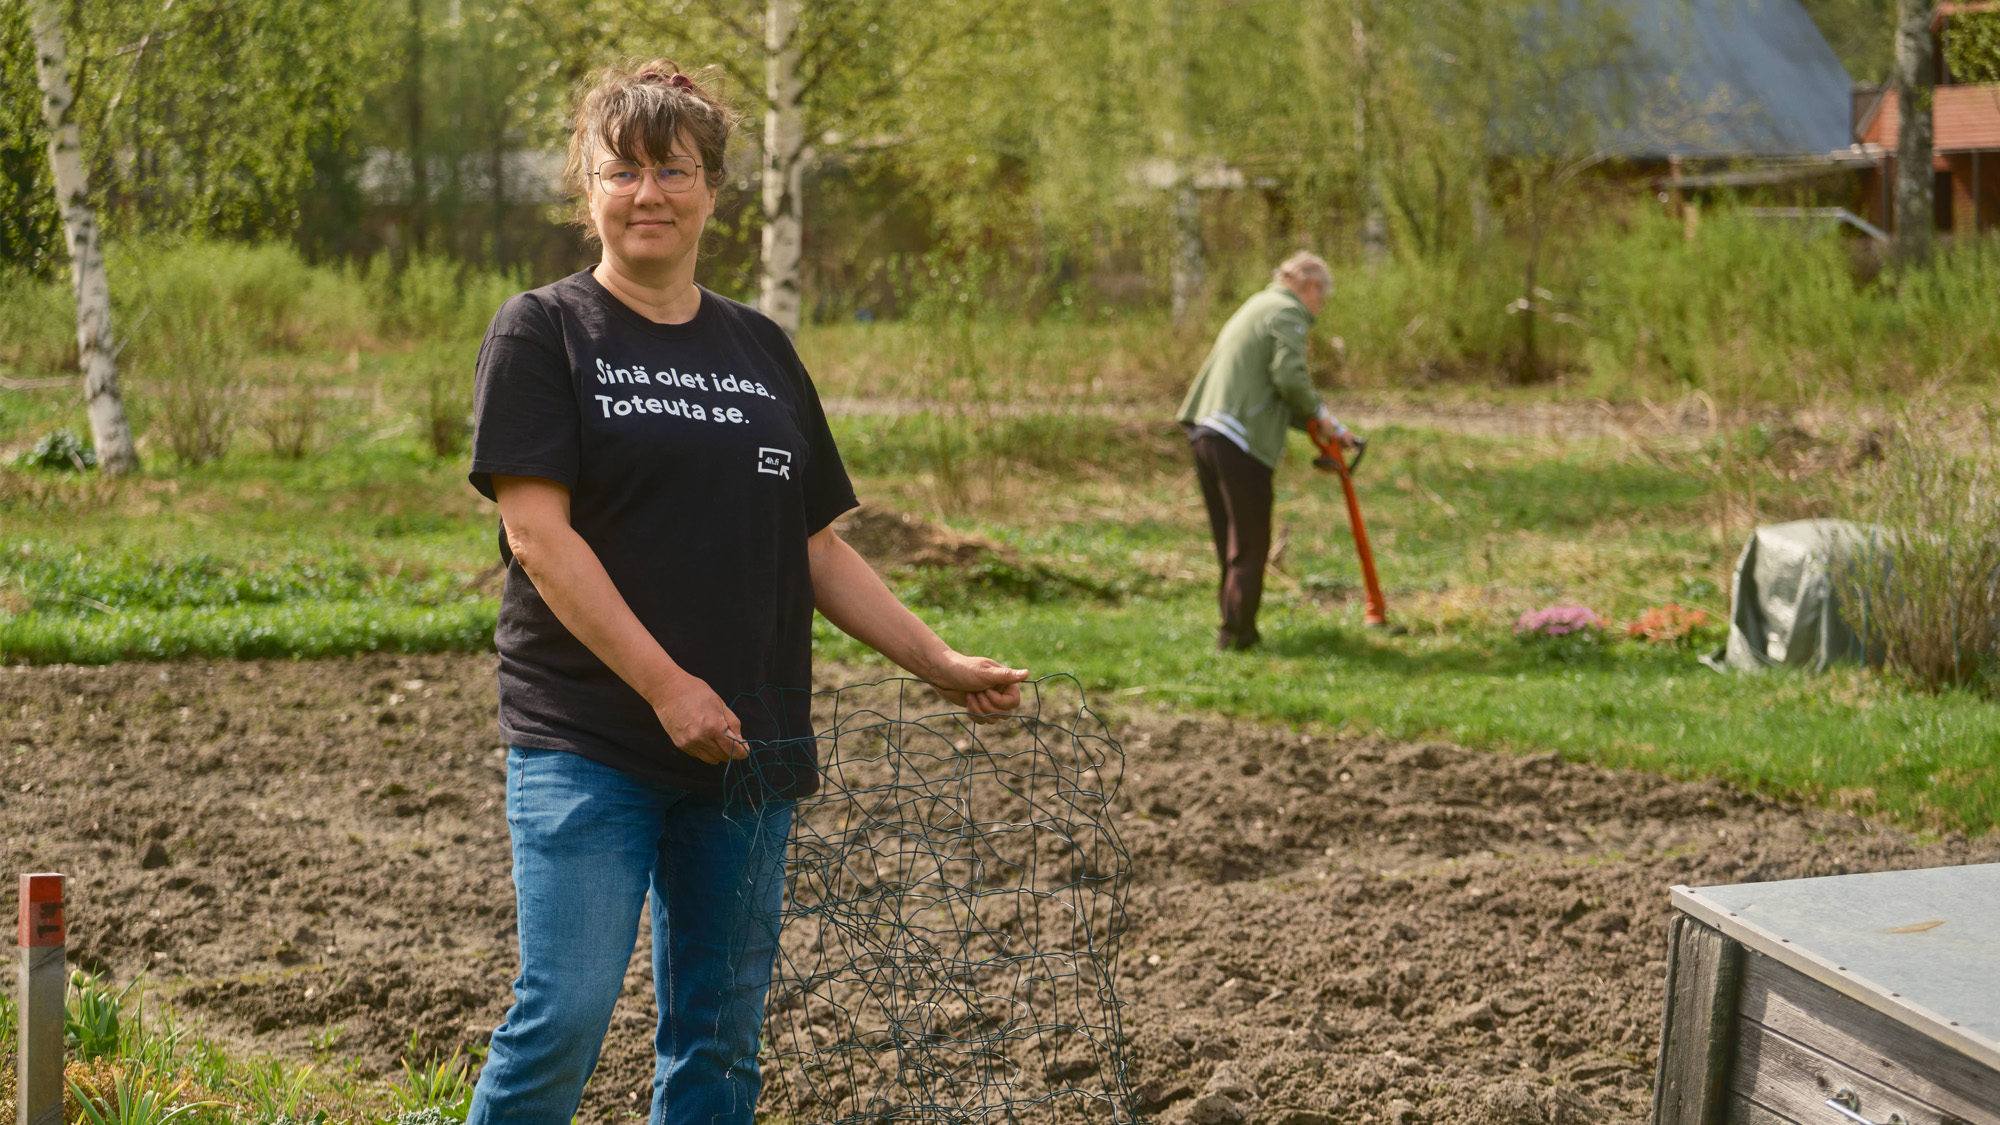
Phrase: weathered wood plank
[
  {"left": 1740, "top": 950, "right": 2000, "bottom": 1125},
  {"left": 1672, "top": 865, "right": 2000, "bottom": 1074},
  {"left": 1728, "top": 1094, "right": 1803, "bottom": 1125},
  {"left": 1733, "top": 1020, "right": 1972, "bottom": 1125},
  {"left": 1654, "top": 915, "right": 1744, "bottom": 1125}
]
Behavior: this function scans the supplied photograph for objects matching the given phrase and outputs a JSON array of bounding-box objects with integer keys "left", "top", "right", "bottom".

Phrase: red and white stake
[{"left": 17, "top": 873, "right": 66, "bottom": 1125}]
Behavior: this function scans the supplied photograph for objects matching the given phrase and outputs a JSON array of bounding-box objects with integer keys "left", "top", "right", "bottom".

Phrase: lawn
[{"left": 4, "top": 361, "right": 1994, "bottom": 835}]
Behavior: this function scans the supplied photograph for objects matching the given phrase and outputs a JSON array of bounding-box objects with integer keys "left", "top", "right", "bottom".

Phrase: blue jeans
[{"left": 467, "top": 748, "right": 794, "bottom": 1125}]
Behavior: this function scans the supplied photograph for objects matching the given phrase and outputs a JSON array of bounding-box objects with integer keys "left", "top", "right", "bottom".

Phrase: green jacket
[{"left": 1176, "top": 283, "right": 1323, "bottom": 470}]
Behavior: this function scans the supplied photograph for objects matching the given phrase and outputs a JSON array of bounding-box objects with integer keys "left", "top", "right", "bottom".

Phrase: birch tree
[
  {"left": 673, "top": 0, "right": 1009, "bottom": 334},
  {"left": 760, "top": 0, "right": 806, "bottom": 332},
  {"left": 29, "top": 0, "right": 137, "bottom": 474}
]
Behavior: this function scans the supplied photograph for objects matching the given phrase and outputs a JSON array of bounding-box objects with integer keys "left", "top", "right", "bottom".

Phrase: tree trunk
[
  {"left": 30, "top": 0, "right": 138, "bottom": 475},
  {"left": 1353, "top": 7, "right": 1387, "bottom": 264},
  {"left": 759, "top": 0, "right": 806, "bottom": 336},
  {"left": 1892, "top": 0, "right": 1935, "bottom": 266},
  {"left": 407, "top": 0, "right": 428, "bottom": 254},
  {"left": 1169, "top": 179, "right": 1203, "bottom": 324}
]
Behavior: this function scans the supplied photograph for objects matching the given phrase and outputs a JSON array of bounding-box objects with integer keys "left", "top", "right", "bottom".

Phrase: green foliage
[
  {"left": 0, "top": 598, "right": 497, "bottom": 663},
  {"left": 2, "top": 545, "right": 386, "bottom": 611},
  {"left": 67, "top": 1067, "right": 223, "bottom": 1125},
  {"left": 1946, "top": 10, "right": 2000, "bottom": 84},
  {"left": 66, "top": 971, "right": 135, "bottom": 1061},
  {"left": 0, "top": 5, "right": 61, "bottom": 275},
  {"left": 391, "top": 1032, "right": 474, "bottom": 1121},
  {"left": 0, "top": 0, "right": 380, "bottom": 247},
  {"left": 1797, "top": 0, "right": 1896, "bottom": 83},
  {"left": 1840, "top": 418, "right": 2000, "bottom": 695},
  {"left": 15, "top": 428, "right": 98, "bottom": 471},
  {"left": 232, "top": 1059, "right": 318, "bottom": 1123}
]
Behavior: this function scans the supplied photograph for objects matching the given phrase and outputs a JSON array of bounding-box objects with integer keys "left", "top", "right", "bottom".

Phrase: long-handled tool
[{"left": 1307, "top": 420, "right": 1390, "bottom": 627}]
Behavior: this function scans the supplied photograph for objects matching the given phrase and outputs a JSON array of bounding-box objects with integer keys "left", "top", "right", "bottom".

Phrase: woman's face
[{"left": 587, "top": 131, "right": 716, "bottom": 275}]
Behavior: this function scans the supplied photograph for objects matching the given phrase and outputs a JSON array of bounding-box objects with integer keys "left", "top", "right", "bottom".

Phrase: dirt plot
[{"left": 4, "top": 654, "right": 1995, "bottom": 1124}]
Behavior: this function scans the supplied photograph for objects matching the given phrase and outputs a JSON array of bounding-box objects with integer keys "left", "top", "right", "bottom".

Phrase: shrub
[
  {"left": 14, "top": 428, "right": 97, "bottom": 471},
  {"left": 400, "top": 346, "right": 473, "bottom": 458},
  {"left": 254, "top": 366, "right": 325, "bottom": 460},
  {"left": 1839, "top": 420, "right": 2000, "bottom": 695},
  {"left": 1626, "top": 604, "right": 1712, "bottom": 646},
  {"left": 149, "top": 327, "right": 244, "bottom": 467}
]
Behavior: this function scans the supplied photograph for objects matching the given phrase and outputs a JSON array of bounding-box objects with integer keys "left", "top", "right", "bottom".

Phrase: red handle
[{"left": 1307, "top": 427, "right": 1388, "bottom": 627}]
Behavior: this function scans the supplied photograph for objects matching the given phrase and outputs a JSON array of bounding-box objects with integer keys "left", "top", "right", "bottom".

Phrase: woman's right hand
[{"left": 650, "top": 673, "right": 747, "bottom": 764}]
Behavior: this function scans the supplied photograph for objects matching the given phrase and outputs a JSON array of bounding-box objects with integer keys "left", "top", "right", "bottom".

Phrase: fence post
[{"left": 17, "top": 873, "right": 66, "bottom": 1125}]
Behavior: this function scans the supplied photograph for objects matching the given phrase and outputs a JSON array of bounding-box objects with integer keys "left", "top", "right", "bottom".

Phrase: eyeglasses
[{"left": 592, "top": 158, "right": 702, "bottom": 196}]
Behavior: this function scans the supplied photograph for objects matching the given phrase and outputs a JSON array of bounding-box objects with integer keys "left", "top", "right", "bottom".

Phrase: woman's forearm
[
  {"left": 496, "top": 479, "right": 692, "bottom": 704},
  {"left": 807, "top": 528, "right": 951, "bottom": 680}
]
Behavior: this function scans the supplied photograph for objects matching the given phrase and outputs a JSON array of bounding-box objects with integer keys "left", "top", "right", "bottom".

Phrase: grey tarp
[{"left": 1702, "top": 519, "right": 1873, "bottom": 673}]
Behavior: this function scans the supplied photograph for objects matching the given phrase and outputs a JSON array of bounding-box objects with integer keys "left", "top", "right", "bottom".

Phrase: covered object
[{"left": 1704, "top": 519, "right": 1873, "bottom": 673}]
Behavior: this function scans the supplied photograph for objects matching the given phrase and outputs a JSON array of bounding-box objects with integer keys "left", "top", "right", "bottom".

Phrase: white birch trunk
[
  {"left": 1169, "top": 179, "right": 1203, "bottom": 324},
  {"left": 30, "top": 0, "right": 139, "bottom": 474},
  {"left": 1891, "top": 0, "right": 1935, "bottom": 266},
  {"left": 759, "top": 0, "right": 806, "bottom": 336}
]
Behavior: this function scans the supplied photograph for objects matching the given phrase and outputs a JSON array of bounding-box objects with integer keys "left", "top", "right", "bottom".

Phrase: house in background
[{"left": 1852, "top": 2, "right": 2000, "bottom": 234}]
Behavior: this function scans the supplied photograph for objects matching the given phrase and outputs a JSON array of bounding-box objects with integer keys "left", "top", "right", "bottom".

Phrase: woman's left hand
[{"left": 926, "top": 653, "right": 1031, "bottom": 724}]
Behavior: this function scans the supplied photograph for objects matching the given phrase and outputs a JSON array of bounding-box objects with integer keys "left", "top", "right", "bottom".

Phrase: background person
[
  {"left": 1176, "top": 251, "right": 1359, "bottom": 651},
  {"left": 464, "top": 59, "right": 1028, "bottom": 1125}
]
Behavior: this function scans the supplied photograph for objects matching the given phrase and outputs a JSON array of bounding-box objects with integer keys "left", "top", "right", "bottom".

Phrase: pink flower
[{"left": 1514, "top": 605, "right": 1604, "bottom": 638}]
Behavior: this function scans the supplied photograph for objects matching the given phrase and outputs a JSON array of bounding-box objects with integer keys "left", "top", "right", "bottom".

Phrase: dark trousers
[{"left": 1191, "top": 433, "right": 1274, "bottom": 650}]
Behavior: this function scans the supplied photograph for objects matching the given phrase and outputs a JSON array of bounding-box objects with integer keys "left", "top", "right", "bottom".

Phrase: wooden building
[{"left": 1852, "top": 2, "right": 2000, "bottom": 234}]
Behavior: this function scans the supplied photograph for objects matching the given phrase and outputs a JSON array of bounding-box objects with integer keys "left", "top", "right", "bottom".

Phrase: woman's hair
[
  {"left": 563, "top": 58, "right": 737, "bottom": 242},
  {"left": 1272, "top": 250, "right": 1333, "bottom": 290}
]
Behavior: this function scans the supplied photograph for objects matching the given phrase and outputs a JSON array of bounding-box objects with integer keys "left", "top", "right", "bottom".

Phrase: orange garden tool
[{"left": 1308, "top": 420, "right": 1390, "bottom": 627}]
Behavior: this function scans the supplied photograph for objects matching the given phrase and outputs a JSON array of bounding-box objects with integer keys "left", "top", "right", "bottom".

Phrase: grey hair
[{"left": 1273, "top": 251, "right": 1333, "bottom": 289}]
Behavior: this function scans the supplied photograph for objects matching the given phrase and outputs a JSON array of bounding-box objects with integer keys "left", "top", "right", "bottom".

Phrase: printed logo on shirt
[{"left": 757, "top": 447, "right": 793, "bottom": 478}]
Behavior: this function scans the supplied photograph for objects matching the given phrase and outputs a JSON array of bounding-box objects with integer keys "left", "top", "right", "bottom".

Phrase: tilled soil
[{"left": 3, "top": 654, "right": 1994, "bottom": 1124}]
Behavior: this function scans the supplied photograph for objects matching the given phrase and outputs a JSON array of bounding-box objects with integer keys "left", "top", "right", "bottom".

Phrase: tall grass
[
  {"left": 1841, "top": 413, "right": 2000, "bottom": 695},
  {"left": 3, "top": 217, "right": 1995, "bottom": 418}
]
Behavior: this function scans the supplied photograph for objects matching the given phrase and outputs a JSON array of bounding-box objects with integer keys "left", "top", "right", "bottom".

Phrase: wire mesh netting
[{"left": 727, "top": 674, "right": 1138, "bottom": 1125}]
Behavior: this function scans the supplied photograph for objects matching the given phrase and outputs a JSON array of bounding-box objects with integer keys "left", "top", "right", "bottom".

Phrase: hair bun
[{"left": 668, "top": 73, "right": 694, "bottom": 88}]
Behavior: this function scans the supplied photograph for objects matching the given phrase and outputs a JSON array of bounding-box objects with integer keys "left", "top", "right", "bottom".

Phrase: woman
[{"left": 464, "top": 60, "right": 1027, "bottom": 1125}]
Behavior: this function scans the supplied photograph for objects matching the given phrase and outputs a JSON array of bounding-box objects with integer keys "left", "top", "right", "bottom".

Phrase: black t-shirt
[{"left": 468, "top": 272, "right": 856, "bottom": 800}]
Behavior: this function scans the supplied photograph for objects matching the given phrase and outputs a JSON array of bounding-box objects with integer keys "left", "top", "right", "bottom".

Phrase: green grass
[
  {"left": 4, "top": 235, "right": 1997, "bottom": 833},
  {"left": 0, "top": 969, "right": 434, "bottom": 1125},
  {"left": 816, "top": 596, "right": 2000, "bottom": 833}
]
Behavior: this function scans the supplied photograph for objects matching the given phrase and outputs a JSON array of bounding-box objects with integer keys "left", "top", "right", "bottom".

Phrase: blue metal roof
[{"left": 1611, "top": 0, "right": 1857, "bottom": 157}]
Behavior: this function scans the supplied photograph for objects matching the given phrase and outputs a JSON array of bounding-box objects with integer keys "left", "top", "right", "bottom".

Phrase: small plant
[
  {"left": 1626, "top": 604, "right": 1712, "bottom": 646},
  {"left": 307, "top": 1023, "right": 346, "bottom": 1057},
  {"left": 66, "top": 1065, "right": 221, "bottom": 1125},
  {"left": 233, "top": 1057, "right": 316, "bottom": 1122},
  {"left": 1514, "top": 604, "right": 1606, "bottom": 662},
  {"left": 1514, "top": 605, "right": 1604, "bottom": 638},
  {"left": 405, "top": 349, "right": 471, "bottom": 459},
  {"left": 391, "top": 1030, "right": 474, "bottom": 1121},
  {"left": 141, "top": 288, "right": 248, "bottom": 468},
  {"left": 67, "top": 970, "right": 140, "bottom": 1061},
  {"left": 15, "top": 428, "right": 98, "bottom": 471},
  {"left": 254, "top": 367, "right": 324, "bottom": 461}
]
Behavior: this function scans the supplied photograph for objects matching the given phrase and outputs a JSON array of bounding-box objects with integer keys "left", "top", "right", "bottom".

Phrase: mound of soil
[
  {"left": 833, "top": 505, "right": 1013, "bottom": 572},
  {"left": 2, "top": 655, "right": 1993, "bottom": 1124}
]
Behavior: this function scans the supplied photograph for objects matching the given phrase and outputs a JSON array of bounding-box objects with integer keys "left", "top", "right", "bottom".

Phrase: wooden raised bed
[{"left": 1652, "top": 863, "right": 2000, "bottom": 1125}]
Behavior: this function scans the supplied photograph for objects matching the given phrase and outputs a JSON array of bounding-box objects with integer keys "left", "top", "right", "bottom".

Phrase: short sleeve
[
  {"left": 792, "top": 363, "right": 858, "bottom": 535},
  {"left": 469, "top": 297, "right": 579, "bottom": 501}
]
